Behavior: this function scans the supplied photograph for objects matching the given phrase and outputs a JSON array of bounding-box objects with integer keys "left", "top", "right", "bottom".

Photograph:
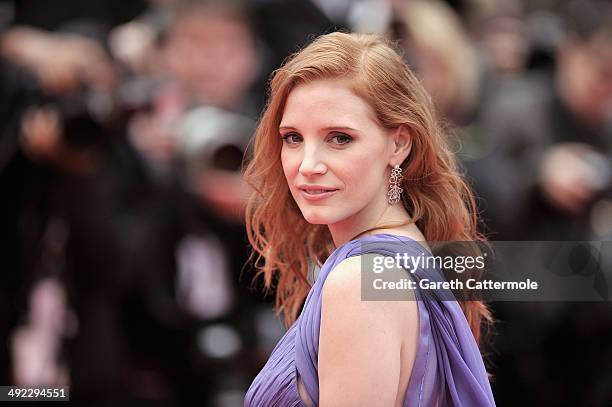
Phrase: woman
[{"left": 243, "top": 32, "right": 495, "bottom": 406}]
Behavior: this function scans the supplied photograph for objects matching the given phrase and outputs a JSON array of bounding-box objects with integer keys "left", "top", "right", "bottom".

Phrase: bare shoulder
[
  {"left": 318, "top": 254, "right": 420, "bottom": 406},
  {"left": 321, "top": 255, "right": 365, "bottom": 296},
  {"left": 323, "top": 253, "right": 417, "bottom": 298},
  {"left": 321, "top": 254, "right": 418, "bottom": 336}
]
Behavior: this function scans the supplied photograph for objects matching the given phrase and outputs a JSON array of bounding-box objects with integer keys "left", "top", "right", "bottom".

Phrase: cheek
[
  {"left": 336, "top": 151, "right": 386, "bottom": 197},
  {"left": 281, "top": 148, "right": 299, "bottom": 182}
]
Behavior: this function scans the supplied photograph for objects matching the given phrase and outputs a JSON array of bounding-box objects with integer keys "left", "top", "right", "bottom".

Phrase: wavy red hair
[{"left": 244, "top": 32, "right": 492, "bottom": 345}]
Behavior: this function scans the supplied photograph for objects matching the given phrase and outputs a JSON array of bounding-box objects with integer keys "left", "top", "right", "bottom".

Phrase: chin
[
  {"left": 302, "top": 211, "right": 331, "bottom": 225},
  {"left": 300, "top": 207, "right": 350, "bottom": 226}
]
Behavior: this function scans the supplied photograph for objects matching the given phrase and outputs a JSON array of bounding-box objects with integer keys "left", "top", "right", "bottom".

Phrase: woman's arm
[{"left": 318, "top": 255, "right": 418, "bottom": 407}]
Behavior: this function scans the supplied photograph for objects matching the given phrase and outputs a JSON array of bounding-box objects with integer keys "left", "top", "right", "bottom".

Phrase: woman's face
[{"left": 280, "top": 79, "right": 395, "bottom": 226}]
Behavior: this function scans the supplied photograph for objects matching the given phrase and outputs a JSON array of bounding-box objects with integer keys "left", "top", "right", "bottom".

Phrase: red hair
[{"left": 244, "top": 32, "right": 492, "bottom": 345}]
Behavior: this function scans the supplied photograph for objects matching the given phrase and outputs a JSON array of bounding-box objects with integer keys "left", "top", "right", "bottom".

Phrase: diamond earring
[{"left": 387, "top": 164, "right": 403, "bottom": 205}]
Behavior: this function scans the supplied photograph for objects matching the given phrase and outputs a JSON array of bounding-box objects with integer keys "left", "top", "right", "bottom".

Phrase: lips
[
  {"left": 298, "top": 185, "right": 339, "bottom": 193},
  {"left": 297, "top": 185, "right": 339, "bottom": 201},
  {"left": 302, "top": 189, "right": 334, "bottom": 194}
]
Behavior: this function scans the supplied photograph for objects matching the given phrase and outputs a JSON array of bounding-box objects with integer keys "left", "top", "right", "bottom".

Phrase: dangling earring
[{"left": 387, "top": 164, "right": 403, "bottom": 205}]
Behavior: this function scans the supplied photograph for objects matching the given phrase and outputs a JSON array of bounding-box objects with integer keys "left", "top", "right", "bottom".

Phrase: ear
[{"left": 389, "top": 125, "right": 412, "bottom": 166}]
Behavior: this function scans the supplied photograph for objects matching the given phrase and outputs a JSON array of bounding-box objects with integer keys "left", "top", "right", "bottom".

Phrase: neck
[{"left": 328, "top": 198, "right": 413, "bottom": 248}]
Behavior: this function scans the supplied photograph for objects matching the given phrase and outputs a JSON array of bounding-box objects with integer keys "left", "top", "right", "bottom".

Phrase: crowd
[{"left": 0, "top": 0, "right": 610, "bottom": 405}]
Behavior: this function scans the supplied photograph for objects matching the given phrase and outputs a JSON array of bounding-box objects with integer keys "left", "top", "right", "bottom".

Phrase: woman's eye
[
  {"left": 281, "top": 133, "right": 302, "bottom": 144},
  {"left": 330, "top": 133, "right": 353, "bottom": 145}
]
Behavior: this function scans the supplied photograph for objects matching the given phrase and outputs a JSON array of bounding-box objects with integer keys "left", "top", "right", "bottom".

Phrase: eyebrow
[{"left": 278, "top": 125, "right": 359, "bottom": 132}]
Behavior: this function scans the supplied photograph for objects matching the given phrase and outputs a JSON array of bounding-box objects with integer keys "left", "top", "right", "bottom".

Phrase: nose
[{"left": 298, "top": 144, "right": 327, "bottom": 177}]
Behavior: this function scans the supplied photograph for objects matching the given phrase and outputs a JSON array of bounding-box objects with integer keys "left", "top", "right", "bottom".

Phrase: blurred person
[
  {"left": 243, "top": 32, "right": 495, "bottom": 407},
  {"left": 0, "top": 0, "right": 145, "bottom": 390},
  {"left": 388, "top": 0, "right": 515, "bottom": 206},
  {"left": 125, "top": 0, "right": 262, "bottom": 222},
  {"left": 162, "top": 0, "right": 260, "bottom": 114},
  {"left": 474, "top": 0, "right": 612, "bottom": 240},
  {"left": 11, "top": 97, "right": 242, "bottom": 405},
  {"left": 0, "top": 1, "right": 235, "bottom": 405},
  {"left": 105, "top": 2, "right": 342, "bottom": 403},
  {"left": 463, "top": 0, "right": 529, "bottom": 76},
  {"left": 110, "top": 2, "right": 300, "bottom": 403},
  {"left": 0, "top": 3, "right": 267, "bottom": 407},
  {"left": 389, "top": 0, "right": 483, "bottom": 125},
  {"left": 469, "top": 1, "right": 612, "bottom": 405}
]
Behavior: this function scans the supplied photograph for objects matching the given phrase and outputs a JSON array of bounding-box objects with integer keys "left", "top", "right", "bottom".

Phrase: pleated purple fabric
[{"left": 244, "top": 233, "right": 496, "bottom": 406}]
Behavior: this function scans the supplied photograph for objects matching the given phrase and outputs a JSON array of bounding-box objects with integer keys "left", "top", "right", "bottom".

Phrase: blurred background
[{"left": 0, "top": 0, "right": 611, "bottom": 405}]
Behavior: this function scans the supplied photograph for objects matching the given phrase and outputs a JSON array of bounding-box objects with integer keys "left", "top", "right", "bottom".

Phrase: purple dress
[{"left": 244, "top": 233, "right": 496, "bottom": 406}]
